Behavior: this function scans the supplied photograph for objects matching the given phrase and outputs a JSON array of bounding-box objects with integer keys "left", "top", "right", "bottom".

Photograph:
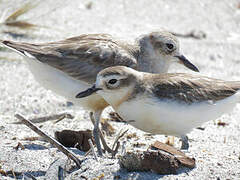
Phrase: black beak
[
  {"left": 175, "top": 55, "right": 199, "bottom": 72},
  {"left": 75, "top": 84, "right": 102, "bottom": 98}
]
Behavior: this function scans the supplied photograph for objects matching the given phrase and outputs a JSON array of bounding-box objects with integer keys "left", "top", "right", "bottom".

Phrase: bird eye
[
  {"left": 108, "top": 79, "right": 118, "bottom": 85},
  {"left": 166, "top": 43, "right": 174, "bottom": 50}
]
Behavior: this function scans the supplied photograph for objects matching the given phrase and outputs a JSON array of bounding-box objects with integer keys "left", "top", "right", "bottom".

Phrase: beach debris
[
  {"left": 12, "top": 112, "right": 74, "bottom": 124},
  {"left": 133, "top": 142, "right": 146, "bottom": 148},
  {"left": 15, "top": 114, "right": 83, "bottom": 168},
  {"left": 126, "top": 132, "right": 137, "bottom": 139},
  {"left": 13, "top": 142, "right": 25, "bottom": 150},
  {"left": 101, "top": 118, "right": 115, "bottom": 136},
  {"left": 196, "top": 127, "right": 205, "bottom": 131},
  {"left": 151, "top": 141, "right": 195, "bottom": 168},
  {"left": 111, "top": 129, "right": 128, "bottom": 158},
  {"left": 0, "top": 2, "right": 39, "bottom": 29},
  {"left": 109, "top": 112, "right": 124, "bottom": 122},
  {"left": 22, "top": 136, "right": 40, "bottom": 141},
  {"left": 119, "top": 141, "right": 195, "bottom": 174},
  {"left": 55, "top": 130, "right": 93, "bottom": 152},
  {"left": 217, "top": 121, "right": 228, "bottom": 127}
]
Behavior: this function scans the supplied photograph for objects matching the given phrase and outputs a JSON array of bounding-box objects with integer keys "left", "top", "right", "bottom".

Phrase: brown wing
[
  {"left": 149, "top": 73, "right": 240, "bottom": 104},
  {"left": 2, "top": 34, "right": 138, "bottom": 84}
]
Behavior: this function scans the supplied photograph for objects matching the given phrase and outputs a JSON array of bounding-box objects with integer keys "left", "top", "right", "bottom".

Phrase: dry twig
[
  {"left": 12, "top": 113, "right": 74, "bottom": 124},
  {"left": 88, "top": 139, "right": 98, "bottom": 162},
  {"left": 1, "top": 2, "right": 39, "bottom": 29},
  {"left": 111, "top": 129, "right": 128, "bottom": 157},
  {"left": 15, "top": 114, "right": 82, "bottom": 168}
]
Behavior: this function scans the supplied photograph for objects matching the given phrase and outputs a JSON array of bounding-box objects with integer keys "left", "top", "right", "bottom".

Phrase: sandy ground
[{"left": 0, "top": 0, "right": 240, "bottom": 179}]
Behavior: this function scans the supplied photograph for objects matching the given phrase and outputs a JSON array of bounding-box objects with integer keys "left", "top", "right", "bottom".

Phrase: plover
[
  {"left": 1, "top": 31, "right": 199, "bottom": 155},
  {"left": 76, "top": 66, "right": 240, "bottom": 149}
]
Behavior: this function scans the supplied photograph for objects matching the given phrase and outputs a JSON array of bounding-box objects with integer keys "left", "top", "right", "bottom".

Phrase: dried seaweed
[
  {"left": 6, "top": 2, "right": 37, "bottom": 22},
  {"left": 1, "top": 2, "right": 39, "bottom": 29}
]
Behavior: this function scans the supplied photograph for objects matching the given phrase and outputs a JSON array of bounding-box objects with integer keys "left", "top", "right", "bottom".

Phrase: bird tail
[
  {"left": 0, "top": 40, "right": 42, "bottom": 59},
  {"left": 1, "top": 40, "right": 27, "bottom": 56}
]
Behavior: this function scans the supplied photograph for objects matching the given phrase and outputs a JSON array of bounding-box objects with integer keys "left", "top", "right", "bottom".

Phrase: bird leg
[
  {"left": 92, "top": 111, "right": 103, "bottom": 156},
  {"left": 180, "top": 135, "right": 189, "bottom": 150},
  {"left": 89, "top": 112, "right": 112, "bottom": 154}
]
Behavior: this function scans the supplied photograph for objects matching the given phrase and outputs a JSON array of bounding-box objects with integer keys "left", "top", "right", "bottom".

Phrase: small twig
[
  {"left": 112, "top": 142, "right": 120, "bottom": 158},
  {"left": 53, "top": 113, "right": 74, "bottom": 124},
  {"left": 111, "top": 129, "right": 128, "bottom": 157},
  {"left": 15, "top": 114, "right": 82, "bottom": 168},
  {"left": 89, "top": 112, "right": 112, "bottom": 153},
  {"left": 12, "top": 113, "right": 74, "bottom": 124},
  {"left": 88, "top": 139, "right": 98, "bottom": 162},
  {"left": 112, "top": 129, "right": 128, "bottom": 151},
  {"left": 73, "top": 142, "right": 79, "bottom": 149},
  {"left": 84, "top": 149, "right": 92, "bottom": 157},
  {"left": 196, "top": 127, "right": 205, "bottom": 131}
]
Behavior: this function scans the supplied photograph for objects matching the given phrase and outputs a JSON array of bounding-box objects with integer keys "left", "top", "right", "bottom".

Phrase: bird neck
[{"left": 137, "top": 37, "right": 170, "bottom": 74}]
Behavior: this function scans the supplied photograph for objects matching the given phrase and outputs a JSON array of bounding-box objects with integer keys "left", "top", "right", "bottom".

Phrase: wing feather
[
  {"left": 2, "top": 34, "right": 138, "bottom": 84},
  {"left": 148, "top": 73, "right": 240, "bottom": 104}
]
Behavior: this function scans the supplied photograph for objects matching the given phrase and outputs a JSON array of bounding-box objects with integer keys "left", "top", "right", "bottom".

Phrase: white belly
[
  {"left": 116, "top": 94, "right": 240, "bottom": 136},
  {"left": 25, "top": 57, "right": 104, "bottom": 110}
]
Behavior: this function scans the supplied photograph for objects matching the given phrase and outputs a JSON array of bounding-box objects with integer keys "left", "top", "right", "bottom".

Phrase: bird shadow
[{"left": 23, "top": 143, "right": 48, "bottom": 150}]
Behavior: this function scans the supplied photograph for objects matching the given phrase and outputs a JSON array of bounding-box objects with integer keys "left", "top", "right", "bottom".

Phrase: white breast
[{"left": 116, "top": 94, "right": 240, "bottom": 136}]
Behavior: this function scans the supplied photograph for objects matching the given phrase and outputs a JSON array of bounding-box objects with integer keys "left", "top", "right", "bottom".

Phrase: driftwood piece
[
  {"left": 151, "top": 141, "right": 195, "bottom": 168},
  {"left": 119, "top": 141, "right": 195, "bottom": 174},
  {"left": 15, "top": 114, "right": 83, "bottom": 168}
]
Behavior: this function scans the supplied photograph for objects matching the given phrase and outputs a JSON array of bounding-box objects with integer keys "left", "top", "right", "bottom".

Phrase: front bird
[
  {"left": 1, "top": 31, "right": 199, "bottom": 155},
  {"left": 76, "top": 66, "right": 240, "bottom": 149}
]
